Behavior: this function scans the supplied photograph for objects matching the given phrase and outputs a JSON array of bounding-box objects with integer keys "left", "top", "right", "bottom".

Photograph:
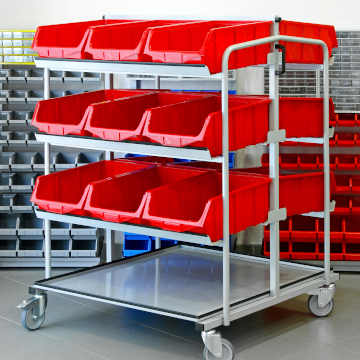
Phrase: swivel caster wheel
[
  {"left": 308, "top": 295, "right": 334, "bottom": 317},
  {"left": 21, "top": 304, "right": 46, "bottom": 331},
  {"left": 18, "top": 294, "right": 47, "bottom": 331},
  {"left": 203, "top": 338, "right": 234, "bottom": 360}
]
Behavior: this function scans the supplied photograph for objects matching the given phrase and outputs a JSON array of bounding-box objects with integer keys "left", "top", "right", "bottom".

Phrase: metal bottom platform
[{"left": 33, "top": 245, "right": 327, "bottom": 323}]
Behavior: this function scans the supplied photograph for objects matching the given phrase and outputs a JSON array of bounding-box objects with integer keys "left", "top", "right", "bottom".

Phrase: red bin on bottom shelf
[
  {"left": 142, "top": 171, "right": 272, "bottom": 242},
  {"left": 174, "top": 163, "right": 334, "bottom": 217},
  {"left": 83, "top": 166, "right": 207, "bottom": 223},
  {"left": 31, "top": 159, "right": 151, "bottom": 215}
]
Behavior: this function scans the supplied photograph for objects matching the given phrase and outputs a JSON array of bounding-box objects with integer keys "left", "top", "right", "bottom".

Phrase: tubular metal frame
[{"left": 35, "top": 26, "right": 335, "bottom": 334}]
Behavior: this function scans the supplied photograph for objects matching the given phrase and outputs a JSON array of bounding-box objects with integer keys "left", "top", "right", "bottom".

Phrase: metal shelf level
[
  {"left": 35, "top": 133, "right": 223, "bottom": 163},
  {"left": 35, "top": 209, "right": 221, "bottom": 247},
  {"left": 34, "top": 57, "right": 325, "bottom": 78}
]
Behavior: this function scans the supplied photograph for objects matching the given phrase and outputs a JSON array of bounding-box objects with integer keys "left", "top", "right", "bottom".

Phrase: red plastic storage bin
[
  {"left": 84, "top": 20, "right": 195, "bottom": 61},
  {"left": 336, "top": 175, "right": 360, "bottom": 194},
  {"left": 84, "top": 92, "right": 214, "bottom": 141},
  {"left": 330, "top": 132, "right": 359, "bottom": 147},
  {"left": 279, "top": 97, "right": 335, "bottom": 138},
  {"left": 264, "top": 215, "right": 346, "bottom": 261},
  {"left": 143, "top": 20, "right": 273, "bottom": 73},
  {"left": 233, "top": 168, "right": 335, "bottom": 216},
  {"left": 263, "top": 219, "right": 292, "bottom": 259},
  {"left": 173, "top": 162, "right": 335, "bottom": 217},
  {"left": 142, "top": 171, "right": 272, "bottom": 241},
  {"left": 32, "top": 89, "right": 154, "bottom": 136},
  {"left": 344, "top": 216, "right": 360, "bottom": 260},
  {"left": 330, "top": 155, "right": 359, "bottom": 170},
  {"left": 279, "top": 21, "right": 338, "bottom": 63},
  {"left": 318, "top": 216, "right": 345, "bottom": 261},
  {"left": 83, "top": 166, "right": 207, "bottom": 223},
  {"left": 331, "top": 113, "right": 360, "bottom": 127},
  {"left": 32, "top": 20, "right": 135, "bottom": 58},
  {"left": 142, "top": 95, "right": 271, "bottom": 156},
  {"left": 334, "top": 195, "right": 360, "bottom": 215},
  {"left": 31, "top": 159, "right": 151, "bottom": 215},
  {"left": 33, "top": 19, "right": 337, "bottom": 72}
]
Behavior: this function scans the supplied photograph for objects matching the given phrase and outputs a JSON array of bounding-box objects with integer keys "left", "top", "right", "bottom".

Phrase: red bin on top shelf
[
  {"left": 31, "top": 159, "right": 151, "bottom": 215},
  {"left": 143, "top": 20, "right": 273, "bottom": 73},
  {"left": 84, "top": 20, "right": 196, "bottom": 61},
  {"left": 279, "top": 20, "right": 338, "bottom": 63},
  {"left": 32, "top": 89, "right": 155, "bottom": 136},
  {"left": 32, "top": 19, "right": 137, "bottom": 59}
]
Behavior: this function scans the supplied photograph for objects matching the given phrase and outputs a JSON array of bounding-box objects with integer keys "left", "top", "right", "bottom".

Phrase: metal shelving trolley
[{"left": 18, "top": 17, "right": 338, "bottom": 359}]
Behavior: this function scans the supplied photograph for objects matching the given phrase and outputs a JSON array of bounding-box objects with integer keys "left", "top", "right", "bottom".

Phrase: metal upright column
[
  {"left": 104, "top": 73, "right": 116, "bottom": 262},
  {"left": 322, "top": 49, "right": 331, "bottom": 283},
  {"left": 222, "top": 53, "right": 231, "bottom": 327},
  {"left": 154, "top": 75, "right": 161, "bottom": 250},
  {"left": 269, "top": 20, "right": 281, "bottom": 297},
  {"left": 43, "top": 67, "right": 51, "bottom": 278}
]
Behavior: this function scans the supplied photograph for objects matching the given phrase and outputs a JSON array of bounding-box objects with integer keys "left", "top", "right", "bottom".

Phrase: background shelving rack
[
  {"left": 0, "top": 29, "right": 103, "bottom": 266},
  {"left": 19, "top": 18, "right": 338, "bottom": 359}
]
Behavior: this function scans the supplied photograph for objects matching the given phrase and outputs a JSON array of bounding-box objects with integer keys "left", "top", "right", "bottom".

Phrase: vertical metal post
[
  {"left": 322, "top": 52, "right": 331, "bottom": 283},
  {"left": 155, "top": 75, "right": 161, "bottom": 89},
  {"left": 222, "top": 53, "right": 230, "bottom": 327},
  {"left": 43, "top": 67, "right": 51, "bottom": 278},
  {"left": 104, "top": 72, "right": 114, "bottom": 90},
  {"left": 269, "top": 20, "right": 280, "bottom": 297},
  {"left": 154, "top": 75, "right": 161, "bottom": 250},
  {"left": 104, "top": 73, "right": 115, "bottom": 262},
  {"left": 315, "top": 68, "right": 321, "bottom": 98}
]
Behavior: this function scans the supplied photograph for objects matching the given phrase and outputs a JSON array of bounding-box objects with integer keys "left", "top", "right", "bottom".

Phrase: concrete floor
[{"left": 0, "top": 269, "right": 359, "bottom": 360}]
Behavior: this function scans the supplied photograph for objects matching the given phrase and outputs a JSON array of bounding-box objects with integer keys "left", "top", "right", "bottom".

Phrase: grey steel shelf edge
[
  {"left": 35, "top": 132, "right": 332, "bottom": 158},
  {"left": 35, "top": 133, "right": 223, "bottom": 163},
  {"left": 34, "top": 57, "right": 324, "bottom": 77},
  {"left": 35, "top": 209, "right": 220, "bottom": 247},
  {"left": 34, "top": 58, "right": 215, "bottom": 78}
]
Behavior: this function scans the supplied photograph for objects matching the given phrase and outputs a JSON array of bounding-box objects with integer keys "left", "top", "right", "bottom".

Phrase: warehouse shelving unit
[
  {"left": 264, "top": 30, "right": 360, "bottom": 271},
  {"left": 0, "top": 29, "right": 104, "bottom": 266},
  {"left": 18, "top": 18, "right": 338, "bottom": 359}
]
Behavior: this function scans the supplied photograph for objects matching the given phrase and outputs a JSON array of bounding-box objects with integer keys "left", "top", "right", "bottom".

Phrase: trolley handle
[{"left": 275, "top": 44, "right": 286, "bottom": 75}]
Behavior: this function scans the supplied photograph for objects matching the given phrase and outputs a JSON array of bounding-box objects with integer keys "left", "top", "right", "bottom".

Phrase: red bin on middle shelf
[
  {"left": 32, "top": 89, "right": 155, "bottom": 137},
  {"left": 84, "top": 92, "right": 215, "bottom": 141},
  {"left": 142, "top": 95, "right": 271, "bottom": 156}
]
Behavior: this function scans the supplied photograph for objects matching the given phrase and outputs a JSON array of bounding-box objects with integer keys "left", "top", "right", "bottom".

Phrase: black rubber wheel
[
  {"left": 308, "top": 295, "right": 334, "bottom": 317},
  {"left": 21, "top": 306, "right": 45, "bottom": 331},
  {"left": 203, "top": 339, "right": 234, "bottom": 360}
]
